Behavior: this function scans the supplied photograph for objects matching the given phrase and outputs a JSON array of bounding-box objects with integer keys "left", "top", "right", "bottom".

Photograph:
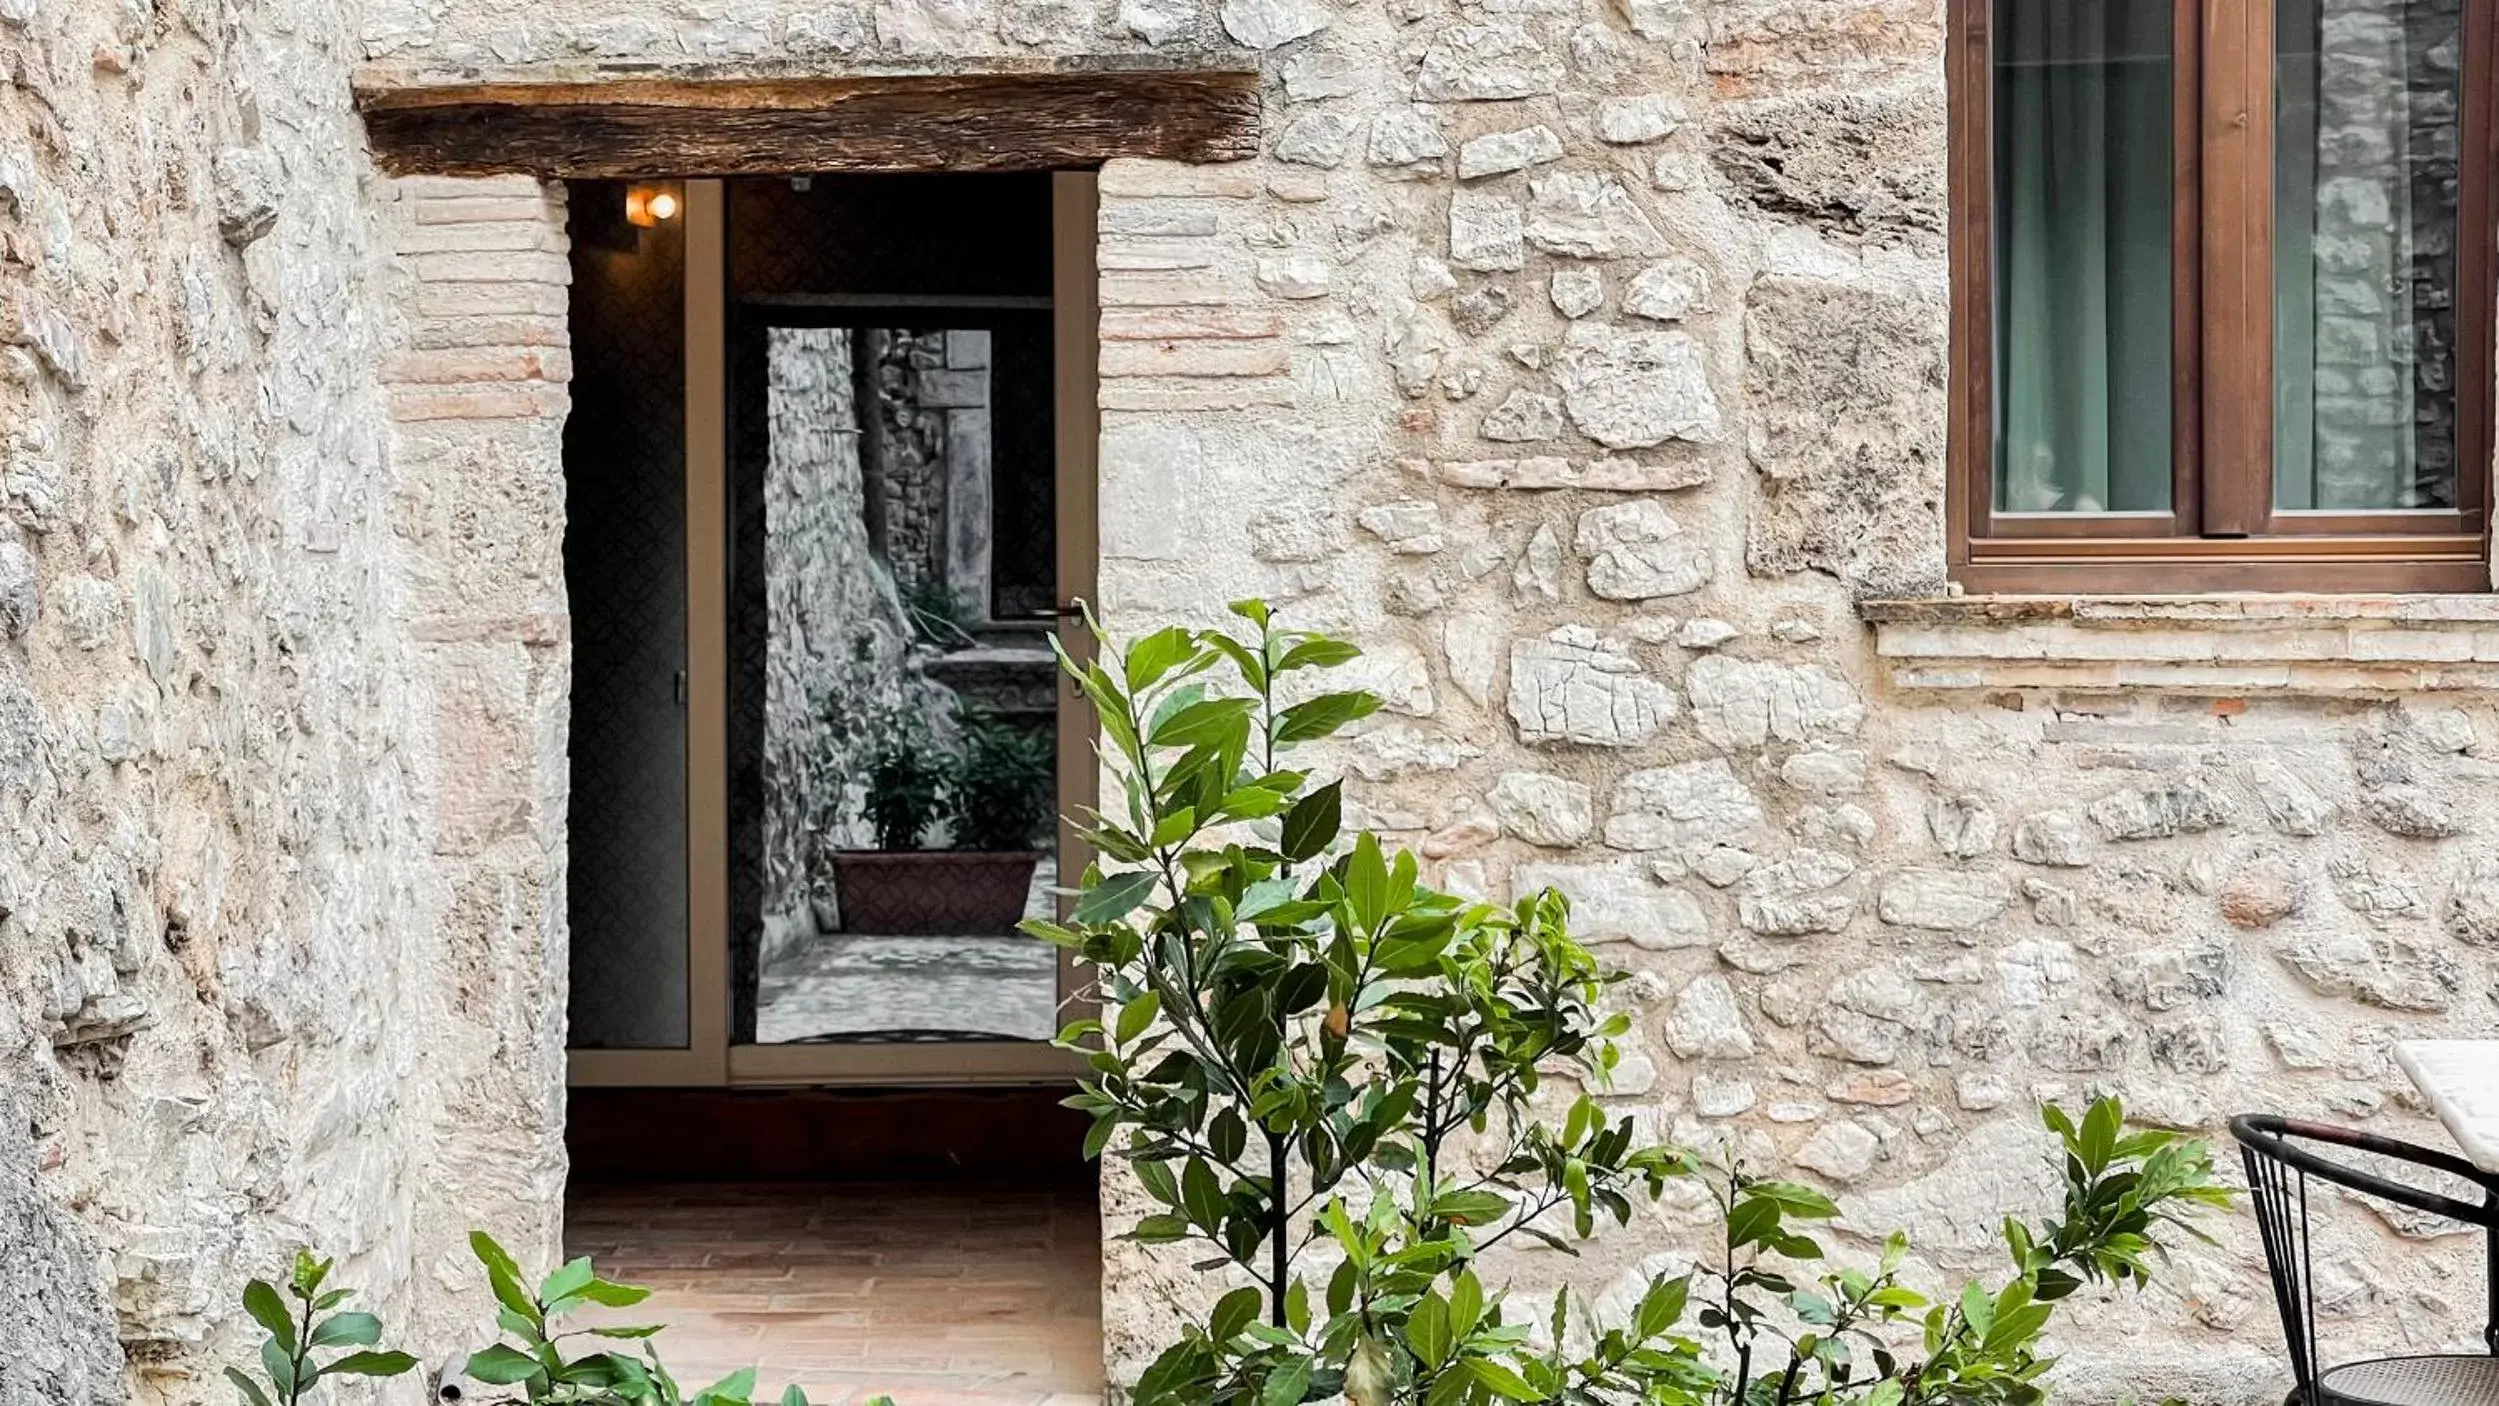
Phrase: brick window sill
[{"left": 1858, "top": 595, "right": 2499, "bottom": 694}]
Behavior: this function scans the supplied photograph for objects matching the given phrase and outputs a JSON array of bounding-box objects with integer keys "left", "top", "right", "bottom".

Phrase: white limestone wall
[
  {"left": 1, "top": 0, "right": 2492, "bottom": 1399},
  {"left": 0, "top": 2, "right": 569, "bottom": 1398}
]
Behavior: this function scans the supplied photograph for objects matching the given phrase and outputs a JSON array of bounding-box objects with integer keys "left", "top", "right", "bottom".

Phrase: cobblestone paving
[
  {"left": 754, "top": 934, "right": 1060, "bottom": 1044},
  {"left": 566, "top": 1180, "right": 1103, "bottom": 1406}
]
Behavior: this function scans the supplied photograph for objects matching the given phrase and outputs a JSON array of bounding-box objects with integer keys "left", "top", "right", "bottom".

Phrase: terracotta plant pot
[{"left": 829, "top": 850, "right": 1046, "bottom": 935}]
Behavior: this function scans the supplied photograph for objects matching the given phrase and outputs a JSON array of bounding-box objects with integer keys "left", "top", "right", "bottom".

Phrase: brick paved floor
[{"left": 565, "top": 1180, "right": 1103, "bottom": 1406}]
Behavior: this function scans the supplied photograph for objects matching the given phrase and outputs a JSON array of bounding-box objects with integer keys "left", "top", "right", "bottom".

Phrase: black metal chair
[{"left": 2231, "top": 1114, "right": 2499, "bottom": 1406}]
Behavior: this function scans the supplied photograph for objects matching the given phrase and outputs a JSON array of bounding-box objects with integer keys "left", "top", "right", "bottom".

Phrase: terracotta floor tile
[{"left": 567, "top": 1180, "right": 1103, "bottom": 1405}]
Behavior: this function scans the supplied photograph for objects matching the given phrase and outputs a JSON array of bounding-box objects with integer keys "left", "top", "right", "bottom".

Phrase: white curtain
[{"left": 1992, "top": 0, "right": 2177, "bottom": 514}]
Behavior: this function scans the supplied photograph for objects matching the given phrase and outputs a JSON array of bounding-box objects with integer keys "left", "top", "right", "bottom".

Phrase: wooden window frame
[{"left": 1947, "top": 0, "right": 2499, "bottom": 594}]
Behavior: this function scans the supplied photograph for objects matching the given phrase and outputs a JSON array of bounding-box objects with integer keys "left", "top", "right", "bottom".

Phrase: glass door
[{"left": 565, "top": 173, "right": 1096, "bottom": 1088}]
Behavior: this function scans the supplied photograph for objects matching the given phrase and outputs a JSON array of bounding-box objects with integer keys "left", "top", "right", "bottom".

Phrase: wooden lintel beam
[{"left": 355, "top": 69, "right": 1261, "bottom": 177}]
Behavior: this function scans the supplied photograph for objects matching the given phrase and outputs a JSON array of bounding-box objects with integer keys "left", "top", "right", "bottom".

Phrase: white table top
[{"left": 2395, "top": 1039, "right": 2499, "bottom": 1175}]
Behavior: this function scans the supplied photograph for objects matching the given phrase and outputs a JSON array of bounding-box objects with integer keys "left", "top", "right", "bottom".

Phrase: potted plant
[{"left": 827, "top": 708, "right": 1053, "bottom": 935}]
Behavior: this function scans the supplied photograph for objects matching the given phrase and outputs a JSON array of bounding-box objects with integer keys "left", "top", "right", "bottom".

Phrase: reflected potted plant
[{"left": 828, "top": 708, "right": 1053, "bottom": 935}]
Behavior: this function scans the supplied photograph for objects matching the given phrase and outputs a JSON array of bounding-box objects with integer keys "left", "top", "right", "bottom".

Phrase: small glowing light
[{"left": 624, "top": 185, "right": 681, "bottom": 227}]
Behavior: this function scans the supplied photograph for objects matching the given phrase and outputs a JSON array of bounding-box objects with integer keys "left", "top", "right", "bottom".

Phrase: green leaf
[
  {"left": 1208, "top": 1108, "right": 1247, "bottom": 1163},
  {"left": 1127, "top": 1212, "right": 1194, "bottom": 1244},
  {"left": 781, "top": 1386, "right": 810, "bottom": 1406},
  {"left": 1462, "top": 1358, "right": 1542, "bottom": 1401},
  {"left": 1116, "top": 990, "right": 1162, "bottom": 1045},
  {"left": 1278, "top": 782, "right": 1342, "bottom": 863},
  {"left": 1727, "top": 1197, "right": 1781, "bottom": 1250},
  {"left": 323, "top": 1351, "right": 418, "bottom": 1378},
  {"left": 1753, "top": 1182, "right": 1842, "bottom": 1219},
  {"left": 1152, "top": 697, "right": 1257, "bottom": 749},
  {"left": 468, "top": 1230, "right": 524, "bottom": 1286},
  {"left": 1209, "top": 1286, "right": 1263, "bottom": 1343},
  {"left": 224, "top": 1366, "right": 275, "bottom": 1406},
  {"left": 1958, "top": 1281, "right": 1994, "bottom": 1337},
  {"left": 1149, "top": 807, "right": 1199, "bottom": 849},
  {"left": 1634, "top": 1274, "right": 1689, "bottom": 1339},
  {"left": 464, "top": 1344, "right": 546, "bottom": 1385},
  {"left": 259, "top": 1340, "right": 296, "bottom": 1397},
  {"left": 1371, "top": 922, "right": 1454, "bottom": 975},
  {"left": 1134, "top": 1158, "right": 1180, "bottom": 1207},
  {"left": 1124, "top": 626, "right": 1199, "bottom": 691},
  {"left": 539, "top": 1256, "right": 596, "bottom": 1305},
  {"left": 702, "top": 1368, "right": 760, "bottom": 1401},
  {"left": 1073, "top": 870, "right": 1160, "bottom": 925},
  {"left": 1276, "top": 637, "right": 1361, "bottom": 674},
  {"left": 1448, "top": 1270, "right": 1483, "bottom": 1336},
  {"left": 1344, "top": 834, "right": 1389, "bottom": 934},
  {"left": 1181, "top": 1158, "right": 1224, "bottom": 1232},
  {"left": 242, "top": 1281, "right": 295, "bottom": 1354},
  {"left": 2080, "top": 1097, "right": 2121, "bottom": 1174},
  {"left": 1273, "top": 691, "right": 1382, "bottom": 746},
  {"left": 1260, "top": 1355, "right": 1313, "bottom": 1406},
  {"left": 570, "top": 1278, "right": 654, "bottom": 1308},
  {"left": 1406, "top": 1292, "right": 1452, "bottom": 1368},
  {"left": 1432, "top": 1189, "right": 1511, "bottom": 1226},
  {"left": 307, "top": 1311, "right": 382, "bottom": 1348},
  {"left": 289, "top": 1250, "right": 331, "bottom": 1300}
]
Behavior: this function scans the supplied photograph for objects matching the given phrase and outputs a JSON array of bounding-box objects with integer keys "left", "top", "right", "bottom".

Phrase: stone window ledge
[{"left": 1858, "top": 595, "right": 2499, "bottom": 694}]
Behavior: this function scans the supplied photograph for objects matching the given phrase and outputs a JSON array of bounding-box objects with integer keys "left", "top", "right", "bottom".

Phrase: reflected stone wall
[
  {"left": 865, "top": 329, "right": 998, "bottom": 619},
  {"left": 760, "top": 328, "right": 954, "bottom": 946},
  {"left": 2287, "top": 0, "right": 2464, "bottom": 506}
]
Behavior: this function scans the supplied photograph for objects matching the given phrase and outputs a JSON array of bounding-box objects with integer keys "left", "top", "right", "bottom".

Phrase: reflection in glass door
[
  {"left": 565, "top": 180, "right": 693, "bottom": 1054},
  {"left": 733, "top": 318, "right": 1063, "bottom": 1047},
  {"left": 563, "top": 172, "right": 1096, "bottom": 1088}
]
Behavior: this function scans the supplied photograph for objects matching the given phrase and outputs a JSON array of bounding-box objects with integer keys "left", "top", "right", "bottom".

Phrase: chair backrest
[{"left": 2230, "top": 1114, "right": 2499, "bottom": 1398}]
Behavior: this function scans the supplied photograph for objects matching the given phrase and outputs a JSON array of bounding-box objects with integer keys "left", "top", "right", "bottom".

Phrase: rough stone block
[
  {"left": 1508, "top": 626, "right": 1676, "bottom": 747},
  {"left": 1743, "top": 276, "right": 1947, "bottom": 596}
]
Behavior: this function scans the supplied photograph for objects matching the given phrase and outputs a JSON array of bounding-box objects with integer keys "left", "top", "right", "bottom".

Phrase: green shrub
[
  {"left": 946, "top": 712, "right": 1056, "bottom": 852},
  {"left": 860, "top": 707, "right": 947, "bottom": 852},
  {"left": 227, "top": 1237, "right": 889, "bottom": 1406},
  {"left": 225, "top": 1251, "right": 417, "bottom": 1406},
  {"left": 1028, "top": 598, "right": 2231, "bottom": 1406}
]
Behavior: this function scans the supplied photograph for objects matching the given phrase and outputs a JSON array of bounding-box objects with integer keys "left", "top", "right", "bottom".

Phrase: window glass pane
[
  {"left": 2274, "top": 0, "right": 2464, "bottom": 510},
  {"left": 1992, "top": 0, "right": 2176, "bottom": 514},
  {"left": 565, "top": 181, "right": 691, "bottom": 1050}
]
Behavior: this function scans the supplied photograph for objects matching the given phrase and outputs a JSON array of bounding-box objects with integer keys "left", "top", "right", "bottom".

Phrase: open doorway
[
  {"left": 556, "top": 170, "right": 1102, "bottom": 1402},
  {"left": 563, "top": 172, "right": 1096, "bottom": 1085}
]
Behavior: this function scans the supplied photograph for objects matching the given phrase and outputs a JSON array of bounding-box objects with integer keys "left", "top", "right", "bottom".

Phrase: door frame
[{"left": 567, "top": 171, "right": 1097, "bottom": 1088}]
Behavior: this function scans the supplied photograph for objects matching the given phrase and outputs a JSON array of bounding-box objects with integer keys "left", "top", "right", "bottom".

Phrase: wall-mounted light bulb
[{"left": 624, "top": 185, "right": 681, "bottom": 227}]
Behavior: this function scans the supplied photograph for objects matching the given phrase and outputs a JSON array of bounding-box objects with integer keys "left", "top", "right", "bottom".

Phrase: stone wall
[
  {"left": 761, "top": 326, "right": 955, "bottom": 939},
  {"left": 2, "top": 0, "right": 2491, "bottom": 1399},
  {"left": 1063, "top": 1, "right": 2496, "bottom": 1384},
  {"left": 863, "top": 326, "right": 1001, "bottom": 620},
  {"left": 0, "top": 0, "right": 568, "bottom": 1391}
]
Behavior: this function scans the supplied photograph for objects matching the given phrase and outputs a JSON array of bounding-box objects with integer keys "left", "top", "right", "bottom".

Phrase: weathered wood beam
[{"left": 354, "top": 68, "right": 1262, "bottom": 177}]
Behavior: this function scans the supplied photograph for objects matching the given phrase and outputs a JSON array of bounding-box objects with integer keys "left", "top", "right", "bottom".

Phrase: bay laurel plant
[
  {"left": 1028, "top": 600, "right": 2232, "bottom": 1406},
  {"left": 230, "top": 1235, "right": 892, "bottom": 1406},
  {"left": 226, "top": 1251, "right": 419, "bottom": 1406},
  {"left": 454, "top": 1231, "right": 815, "bottom": 1406}
]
